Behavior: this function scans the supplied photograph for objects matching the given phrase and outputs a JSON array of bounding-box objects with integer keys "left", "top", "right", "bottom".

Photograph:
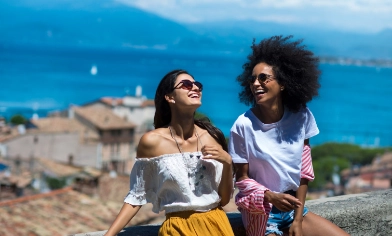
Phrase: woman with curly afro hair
[{"left": 228, "top": 36, "right": 349, "bottom": 236}]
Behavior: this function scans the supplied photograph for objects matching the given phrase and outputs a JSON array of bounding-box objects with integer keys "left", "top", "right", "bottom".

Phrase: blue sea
[{"left": 1, "top": 43, "right": 392, "bottom": 147}]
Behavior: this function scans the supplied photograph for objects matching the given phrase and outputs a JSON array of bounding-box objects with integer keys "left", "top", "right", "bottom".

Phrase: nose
[
  {"left": 251, "top": 78, "right": 262, "bottom": 86},
  {"left": 191, "top": 84, "right": 201, "bottom": 92}
]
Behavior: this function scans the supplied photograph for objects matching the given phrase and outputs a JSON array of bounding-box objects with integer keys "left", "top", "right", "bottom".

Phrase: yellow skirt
[{"left": 159, "top": 207, "right": 235, "bottom": 236}]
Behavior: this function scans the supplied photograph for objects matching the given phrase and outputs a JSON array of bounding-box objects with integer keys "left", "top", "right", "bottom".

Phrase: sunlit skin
[
  {"left": 167, "top": 74, "right": 202, "bottom": 111},
  {"left": 249, "top": 62, "right": 284, "bottom": 124}
]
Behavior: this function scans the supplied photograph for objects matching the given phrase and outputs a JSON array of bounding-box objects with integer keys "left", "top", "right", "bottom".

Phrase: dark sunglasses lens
[
  {"left": 181, "top": 80, "right": 194, "bottom": 90},
  {"left": 258, "top": 73, "right": 268, "bottom": 82},
  {"left": 194, "top": 81, "right": 203, "bottom": 91},
  {"left": 250, "top": 75, "right": 257, "bottom": 84}
]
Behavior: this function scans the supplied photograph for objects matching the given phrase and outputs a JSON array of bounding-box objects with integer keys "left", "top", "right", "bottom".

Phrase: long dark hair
[{"left": 154, "top": 69, "right": 228, "bottom": 151}]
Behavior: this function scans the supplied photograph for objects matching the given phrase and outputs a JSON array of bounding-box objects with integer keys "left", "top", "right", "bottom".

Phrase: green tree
[
  {"left": 45, "top": 176, "right": 67, "bottom": 190},
  {"left": 309, "top": 156, "right": 350, "bottom": 190},
  {"left": 309, "top": 142, "right": 391, "bottom": 190},
  {"left": 312, "top": 142, "right": 389, "bottom": 165},
  {"left": 10, "top": 114, "right": 27, "bottom": 125}
]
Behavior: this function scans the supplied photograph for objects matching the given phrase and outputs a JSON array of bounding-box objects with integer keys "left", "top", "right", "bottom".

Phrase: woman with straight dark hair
[{"left": 105, "top": 69, "right": 234, "bottom": 236}]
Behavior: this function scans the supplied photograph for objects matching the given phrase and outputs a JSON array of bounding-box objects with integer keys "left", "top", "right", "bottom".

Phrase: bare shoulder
[
  {"left": 138, "top": 130, "right": 162, "bottom": 147},
  {"left": 137, "top": 128, "right": 173, "bottom": 158}
]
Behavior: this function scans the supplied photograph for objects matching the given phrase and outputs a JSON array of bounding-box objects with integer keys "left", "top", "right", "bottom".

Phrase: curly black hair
[{"left": 237, "top": 35, "right": 321, "bottom": 112}]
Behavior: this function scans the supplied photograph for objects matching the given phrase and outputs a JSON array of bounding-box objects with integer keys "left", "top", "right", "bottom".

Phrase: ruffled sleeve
[{"left": 124, "top": 159, "right": 157, "bottom": 206}]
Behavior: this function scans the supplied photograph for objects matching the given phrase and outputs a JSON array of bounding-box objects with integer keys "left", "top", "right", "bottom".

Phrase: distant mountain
[
  {"left": 184, "top": 20, "right": 392, "bottom": 60},
  {"left": 0, "top": 0, "right": 199, "bottom": 50},
  {"left": 0, "top": 0, "right": 391, "bottom": 60}
]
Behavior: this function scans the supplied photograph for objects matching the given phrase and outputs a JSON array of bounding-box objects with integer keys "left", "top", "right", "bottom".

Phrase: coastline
[{"left": 319, "top": 57, "right": 392, "bottom": 68}]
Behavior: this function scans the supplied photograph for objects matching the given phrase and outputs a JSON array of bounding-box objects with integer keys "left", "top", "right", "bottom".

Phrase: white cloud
[{"left": 115, "top": 0, "right": 392, "bottom": 32}]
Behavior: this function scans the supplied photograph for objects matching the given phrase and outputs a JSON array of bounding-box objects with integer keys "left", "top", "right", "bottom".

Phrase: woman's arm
[
  {"left": 289, "top": 139, "right": 312, "bottom": 235},
  {"left": 219, "top": 157, "right": 234, "bottom": 206},
  {"left": 201, "top": 144, "right": 233, "bottom": 206},
  {"left": 105, "top": 203, "right": 141, "bottom": 236},
  {"left": 106, "top": 131, "right": 160, "bottom": 235},
  {"left": 235, "top": 163, "right": 250, "bottom": 182},
  {"left": 236, "top": 162, "right": 302, "bottom": 211}
]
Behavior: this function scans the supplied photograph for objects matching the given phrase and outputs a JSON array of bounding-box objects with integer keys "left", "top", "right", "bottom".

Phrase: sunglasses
[
  {"left": 173, "top": 79, "right": 203, "bottom": 91},
  {"left": 249, "top": 73, "right": 274, "bottom": 84}
]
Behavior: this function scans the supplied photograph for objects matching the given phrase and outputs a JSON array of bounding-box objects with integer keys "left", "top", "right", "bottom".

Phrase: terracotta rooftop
[
  {"left": 73, "top": 106, "right": 136, "bottom": 130},
  {"left": 0, "top": 184, "right": 169, "bottom": 236},
  {"left": 0, "top": 157, "right": 102, "bottom": 185},
  {"left": 379, "top": 152, "right": 392, "bottom": 165},
  {"left": 37, "top": 158, "right": 83, "bottom": 178},
  {"left": 0, "top": 171, "right": 32, "bottom": 188},
  {"left": 0, "top": 187, "right": 124, "bottom": 236},
  {"left": 100, "top": 97, "right": 123, "bottom": 106},
  {"left": 141, "top": 99, "right": 155, "bottom": 107},
  {"left": 31, "top": 117, "right": 99, "bottom": 141},
  {"left": 0, "top": 128, "right": 20, "bottom": 142},
  {"left": 98, "top": 96, "right": 154, "bottom": 108}
]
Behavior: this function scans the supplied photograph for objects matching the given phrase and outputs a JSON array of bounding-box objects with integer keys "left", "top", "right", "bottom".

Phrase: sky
[{"left": 116, "top": 0, "right": 392, "bottom": 33}]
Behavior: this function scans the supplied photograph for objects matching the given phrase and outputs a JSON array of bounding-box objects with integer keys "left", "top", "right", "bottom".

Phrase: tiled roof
[
  {"left": 0, "top": 187, "right": 124, "bottom": 236},
  {"left": 141, "top": 99, "right": 155, "bottom": 107},
  {"left": 380, "top": 152, "right": 392, "bottom": 165},
  {"left": 0, "top": 171, "right": 32, "bottom": 188},
  {"left": 73, "top": 106, "right": 135, "bottom": 130},
  {"left": 30, "top": 117, "right": 99, "bottom": 141},
  {"left": 0, "top": 185, "right": 169, "bottom": 236},
  {"left": 0, "top": 157, "right": 102, "bottom": 183},
  {"left": 37, "top": 158, "right": 82, "bottom": 178},
  {"left": 0, "top": 128, "right": 20, "bottom": 142},
  {"left": 100, "top": 97, "right": 123, "bottom": 106}
]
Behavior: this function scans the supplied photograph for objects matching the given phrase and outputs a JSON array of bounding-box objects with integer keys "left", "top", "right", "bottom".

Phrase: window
[
  {"left": 111, "top": 143, "right": 120, "bottom": 158},
  {"left": 111, "top": 130, "right": 121, "bottom": 137}
]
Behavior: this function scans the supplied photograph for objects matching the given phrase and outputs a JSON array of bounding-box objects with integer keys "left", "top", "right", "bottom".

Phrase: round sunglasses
[
  {"left": 173, "top": 79, "right": 203, "bottom": 91},
  {"left": 249, "top": 73, "right": 275, "bottom": 84}
]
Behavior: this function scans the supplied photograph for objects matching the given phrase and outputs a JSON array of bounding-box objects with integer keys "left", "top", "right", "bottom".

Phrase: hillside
[{"left": 0, "top": 0, "right": 391, "bottom": 59}]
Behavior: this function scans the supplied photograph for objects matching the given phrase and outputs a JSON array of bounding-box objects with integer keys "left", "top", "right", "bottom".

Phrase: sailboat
[{"left": 90, "top": 65, "right": 98, "bottom": 75}]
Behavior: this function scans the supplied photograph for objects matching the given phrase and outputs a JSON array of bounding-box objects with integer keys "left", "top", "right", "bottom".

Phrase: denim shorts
[{"left": 265, "top": 205, "right": 309, "bottom": 236}]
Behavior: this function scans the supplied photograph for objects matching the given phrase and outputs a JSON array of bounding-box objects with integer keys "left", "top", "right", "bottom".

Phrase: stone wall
[{"left": 73, "top": 189, "right": 392, "bottom": 236}]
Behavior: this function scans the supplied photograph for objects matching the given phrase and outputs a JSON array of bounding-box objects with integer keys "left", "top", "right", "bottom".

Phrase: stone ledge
[{"left": 73, "top": 189, "right": 392, "bottom": 236}]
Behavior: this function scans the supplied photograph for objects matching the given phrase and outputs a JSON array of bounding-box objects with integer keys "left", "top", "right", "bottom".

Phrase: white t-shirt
[
  {"left": 124, "top": 152, "right": 222, "bottom": 214},
  {"left": 229, "top": 107, "right": 319, "bottom": 193}
]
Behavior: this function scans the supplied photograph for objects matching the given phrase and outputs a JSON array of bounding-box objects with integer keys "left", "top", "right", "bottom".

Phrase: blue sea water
[{"left": 1, "top": 43, "right": 391, "bottom": 147}]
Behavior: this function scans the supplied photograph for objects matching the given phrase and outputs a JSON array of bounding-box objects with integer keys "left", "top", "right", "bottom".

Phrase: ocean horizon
[{"left": 1, "top": 43, "right": 391, "bottom": 147}]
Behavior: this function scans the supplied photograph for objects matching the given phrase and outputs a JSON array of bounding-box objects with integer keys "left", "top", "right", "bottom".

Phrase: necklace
[
  {"left": 168, "top": 125, "right": 203, "bottom": 157},
  {"left": 168, "top": 125, "right": 205, "bottom": 190}
]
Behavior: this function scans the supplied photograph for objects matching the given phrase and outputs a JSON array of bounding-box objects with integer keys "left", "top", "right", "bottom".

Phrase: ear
[{"left": 165, "top": 94, "right": 175, "bottom": 104}]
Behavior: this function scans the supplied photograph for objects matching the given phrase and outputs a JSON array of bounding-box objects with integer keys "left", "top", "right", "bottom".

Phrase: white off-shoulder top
[{"left": 124, "top": 152, "right": 223, "bottom": 214}]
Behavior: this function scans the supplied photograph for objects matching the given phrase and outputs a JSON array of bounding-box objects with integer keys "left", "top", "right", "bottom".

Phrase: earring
[
  {"left": 172, "top": 100, "right": 175, "bottom": 104},
  {"left": 281, "top": 87, "right": 284, "bottom": 91}
]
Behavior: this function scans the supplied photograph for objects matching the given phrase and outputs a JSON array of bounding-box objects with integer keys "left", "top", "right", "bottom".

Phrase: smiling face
[
  {"left": 250, "top": 62, "right": 283, "bottom": 107},
  {"left": 169, "top": 73, "right": 202, "bottom": 108}
]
